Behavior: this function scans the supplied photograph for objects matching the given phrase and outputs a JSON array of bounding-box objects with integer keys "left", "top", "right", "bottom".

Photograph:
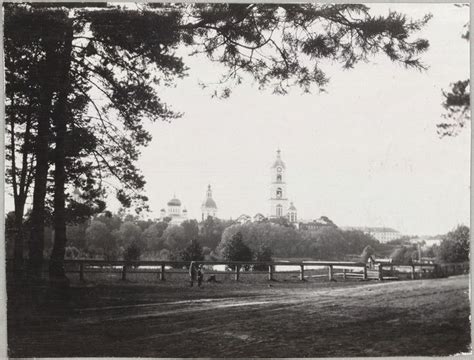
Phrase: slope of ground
[{"left": 7, "top": 275, "right": 471, "bottom": 357}]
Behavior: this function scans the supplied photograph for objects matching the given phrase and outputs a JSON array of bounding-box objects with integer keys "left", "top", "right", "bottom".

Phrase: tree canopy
[{"left": 437, "top": 225, "right": 469, "bottom": 263}]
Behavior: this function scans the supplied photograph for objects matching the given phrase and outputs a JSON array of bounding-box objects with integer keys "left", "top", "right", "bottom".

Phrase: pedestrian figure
[
  {"left": 189, "top": 261, "right": 197, "bottom": 287},
  {"left": 197, "top": 265, "right": 204, "bottom": 287}
]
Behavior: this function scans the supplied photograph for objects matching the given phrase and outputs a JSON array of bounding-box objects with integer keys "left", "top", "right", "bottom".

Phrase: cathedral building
[
  {"left": 269, "top": 149, "right": 298, "bottom": 223},
  {"left": 160, "top": 195, "right": 188, "bottom": 224},
  {"left": 201, "top": 184, "right": 218, "bottom": 220}
]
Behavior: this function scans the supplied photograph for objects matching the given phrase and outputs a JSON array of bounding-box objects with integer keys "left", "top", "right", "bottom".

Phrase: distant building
[
  {"left": 253, "top": 213, "right": 266, "bottom": 222},
  {"left": 268, "top": 149, "right": 298, "bottom": 224},
  {"left": 160, "top": 195, "right": 188, "bottom": 225},
  {"left": 236, "top": 214, "right": 252, "bottom": 224},
  {"left": 299, "top": 216, "right": 337, "bottom": 231},
  {"left": 342, "top": 226, "right": 401, "bottom": 243},
  {"left": 201, "top": 184, "right": 218, "bottom": 221},
  {"left": 410, "top": 236, "right": 443, "bottom": 248}
]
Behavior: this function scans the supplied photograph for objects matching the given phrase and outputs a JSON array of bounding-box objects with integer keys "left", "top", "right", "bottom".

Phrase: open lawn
[{"left": 7, "top": 274, "right": 471, "bottom": 357}]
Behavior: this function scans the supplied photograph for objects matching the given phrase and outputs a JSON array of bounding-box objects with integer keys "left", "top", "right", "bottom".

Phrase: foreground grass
[{"left": 7, "top": 274, "right": 471, "bottom": 357}]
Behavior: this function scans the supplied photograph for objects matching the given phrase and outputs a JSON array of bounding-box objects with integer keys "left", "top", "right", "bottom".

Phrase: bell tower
[{"left": 269, "top": 149, "right": 289, "bottom": 218}]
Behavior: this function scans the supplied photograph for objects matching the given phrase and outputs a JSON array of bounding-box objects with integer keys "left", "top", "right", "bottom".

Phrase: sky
[{"left": 5, "top": 3, "right": 470, "bottom": 236}]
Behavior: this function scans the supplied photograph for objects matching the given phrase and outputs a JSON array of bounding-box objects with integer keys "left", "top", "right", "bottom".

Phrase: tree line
[
  {"left": 5, "top": 211, "right": 382, "bottom": 264},
  {"left": 7, "top": 208, "right": 468, "bottom": 269}
]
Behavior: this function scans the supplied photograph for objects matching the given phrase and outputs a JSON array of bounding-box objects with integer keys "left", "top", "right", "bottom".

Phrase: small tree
[
  {"left": 142, "top": 221, "right": 168, "bottom": 252},
  {"left": 179, "top": 239, "right": 205, "bottom": 263},
  {"left": 390, "top": 246, "right": 417, "bottom": 265},
  {"left": 85, "top": 220, "right": 119, "bottom": 260},
  {"left": 124, "top": 242, "right": 142, "bottom": 265},
  {"left": 254, "top": 244, "right": 273, "bottom": 271},
  {"left": 219, "top": 232, "right": 253, "bottom": 270}
]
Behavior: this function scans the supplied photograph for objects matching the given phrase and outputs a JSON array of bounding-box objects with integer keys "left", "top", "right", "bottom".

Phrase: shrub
[
  {"left": 390, "top": 246, "right": 417, "bottom": 264},
  {"left": 179, "top": 239, "right": 205, "bottom": 262},
  {"left": 124, "top": 242, "right": 141, "bottom": 265},
  {"left": 219, "top": 232, "right": 253, "bottom": 270}
]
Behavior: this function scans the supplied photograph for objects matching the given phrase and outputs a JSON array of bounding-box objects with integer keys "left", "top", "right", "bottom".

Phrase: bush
[
  {"left": 65, "top": 246, "right": 80, "bottom": 259},
  {"left": 390, "top": 246, "right": 417, "bottom": 265},
  {"left": 159, "top": 248, "right": 171, "bottom": 260},
  {"left": 254, "top": 244, "right": 273, "bottom": 271},
  {"left": 124, "top": 242, "right": 141, "bottom": 265},
  {"left": 179, "top": 239, "right": 204, "bottom": 262},
  {"left": 437, "top": 225, "right": 469, "bottom": 263}
]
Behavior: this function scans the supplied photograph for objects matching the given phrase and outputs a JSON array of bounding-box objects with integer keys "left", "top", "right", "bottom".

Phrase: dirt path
[{"left": 8, "top": 275, "right": 471, "bottom": 357}]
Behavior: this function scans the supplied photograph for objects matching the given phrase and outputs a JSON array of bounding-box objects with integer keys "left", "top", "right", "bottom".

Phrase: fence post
[
  {"left": 362, "top": 266, "right": 367, "bottom": 280},
  {"left": 122, "top": 265, "right": 127, "bottom": 281},
  {"left": 79, "top": 263, "right": 84, "bottom": 282},
  {"left": 328, "top": 265, "right": 333, "bottom": 281},
  {"left": 411, "top": 265, "right": 415, "bottom": 280},
  {"left": 160, "top": 264, "right": 165, "bottom": 281},
  {"left": 343, "top": 269, "right": 347, "bottom": 280},
  {"left": 235, "top": 265, "right": 240, "bottom": 281},
  {"left": 378, "top": 264, "right": 383, "bottom": 281},
  {"left": 300, "top": 265, "right": 305, "bottom": 281},
  {"left": 268, "top": 265, "right": 273, "bottom": 281}
]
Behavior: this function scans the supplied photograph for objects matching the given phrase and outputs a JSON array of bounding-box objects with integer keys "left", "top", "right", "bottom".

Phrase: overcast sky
[{"left": 6, "top": 3, "right": 470, "bottom": 236}]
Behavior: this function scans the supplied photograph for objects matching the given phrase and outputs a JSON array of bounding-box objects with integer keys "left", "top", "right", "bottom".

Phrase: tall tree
[{"left": 4, "top": 10, "right": 41, "bottom": 271}]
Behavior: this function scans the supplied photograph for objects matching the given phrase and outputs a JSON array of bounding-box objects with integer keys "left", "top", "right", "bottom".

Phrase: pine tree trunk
[
  {"left": 49, "top": 24, "right": 73, "bottom": 285},
  {"left": 28, "top": 44, "right": 56, "bottom": 281},
  {"left": 13, "top": 203, "right": 25, "bottom": 275}
]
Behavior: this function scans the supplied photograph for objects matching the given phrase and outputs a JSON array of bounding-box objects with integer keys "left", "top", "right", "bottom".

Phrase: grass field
[{"left": 7, "top": 274, "right": 471, "bottom": 357}]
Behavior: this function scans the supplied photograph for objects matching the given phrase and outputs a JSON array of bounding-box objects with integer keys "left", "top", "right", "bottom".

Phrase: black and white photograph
[{"left": 3, "top": 1, "right": 471, "bottom": 357}]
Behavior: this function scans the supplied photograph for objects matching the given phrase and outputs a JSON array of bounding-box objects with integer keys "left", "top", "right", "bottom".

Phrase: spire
[
  {"left": 272, "top": 148, "right": 286, "bottom": 169},
  {"left": 207, "top": 184, "right": 212, "bottom": 198}
]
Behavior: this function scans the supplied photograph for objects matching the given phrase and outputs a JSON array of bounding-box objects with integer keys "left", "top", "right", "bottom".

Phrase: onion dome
[
  {"left": 203, "top": 197, "right": 217, "bottom": 209},
  {"left": 271, "top": 149, "right": 286, "bottom": 169},
  {"left": 288, "top": 202, "right": 297, "bottom": 211},
  {"left": 202, "top": 184, "right": 217, "bottom": 209},
  {"left": 167, "top": 197, "right": 181, "bottom": 206}
]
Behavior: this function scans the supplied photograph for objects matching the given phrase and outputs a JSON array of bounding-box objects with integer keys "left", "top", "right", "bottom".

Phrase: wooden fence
[
  {"left": 7, "top": 259, "right": 469, "bottom": 283},
  {"left": 62, "top": 259, "right": 369, "bottom": 282}
]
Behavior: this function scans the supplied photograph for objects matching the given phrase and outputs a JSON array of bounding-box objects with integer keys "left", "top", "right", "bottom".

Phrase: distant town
[{"left": 153, "top": 149, "right": 442, "bottom": 246}]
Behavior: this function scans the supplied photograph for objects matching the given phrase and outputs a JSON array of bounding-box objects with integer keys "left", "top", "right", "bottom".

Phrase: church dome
[
  {"left": 167, "top": 197, "right": 181, "bottom": 206},
  {"left": 203, "top": 198, "right": 217, "bottom": 209},
  {"left": 288, "top": 202, "right": 297, "bottom": 211},
  {"left": 271, "top": 149, "right": 286, "bottom": 169}
]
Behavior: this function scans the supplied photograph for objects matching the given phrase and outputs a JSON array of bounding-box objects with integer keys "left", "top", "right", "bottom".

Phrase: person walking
[
  {"left": 189, "top": 261, "right": 197, "bottom": 287},
  {"left": 197, "top": 265, "right": 204, "bottom": 287}
]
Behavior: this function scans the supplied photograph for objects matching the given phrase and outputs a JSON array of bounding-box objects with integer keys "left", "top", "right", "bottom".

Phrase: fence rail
[{"left": 6, "top": 259, "right": 469, "bottom": 283}]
